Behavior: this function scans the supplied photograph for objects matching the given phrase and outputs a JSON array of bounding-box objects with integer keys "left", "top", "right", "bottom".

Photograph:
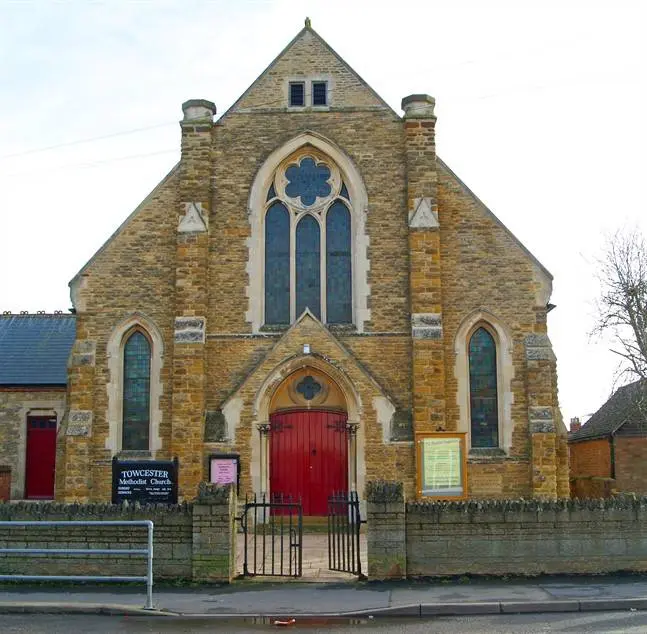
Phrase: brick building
[
  {"left": 39, "top": 21, "right": 569, "bottom": 505},
  {"left": 570, "top": 380, "right": 647, "bottom": 497}
]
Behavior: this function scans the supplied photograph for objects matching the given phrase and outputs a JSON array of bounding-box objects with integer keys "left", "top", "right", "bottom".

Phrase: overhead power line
[{"left": 0, "top": 121, "right": 177, "bottom": 161}]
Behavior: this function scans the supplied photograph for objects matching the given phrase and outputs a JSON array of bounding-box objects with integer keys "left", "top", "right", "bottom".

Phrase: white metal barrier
[{"left": 0, "top": 520, "right": 154, "bottom": 609}]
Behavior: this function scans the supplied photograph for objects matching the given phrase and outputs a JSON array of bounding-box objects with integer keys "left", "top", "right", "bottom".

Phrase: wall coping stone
[
  {"left": 406, "top": 494, "right": 647, "bottom": 514},
  {"left": 0, "top": 501, "right": 192, "bottom": 519},
  {"left": 195, "top": 482, "right": 233, "bottom": 504},
  {"left": 366, "top": 480, "right": 404, "bottom": 503}
]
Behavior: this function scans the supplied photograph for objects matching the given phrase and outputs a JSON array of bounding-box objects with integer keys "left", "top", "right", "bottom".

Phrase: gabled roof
[
  {"left": 0, "top": 314, "right": 76, "bottom": 386},
  {"left": 569, "top": 379, "right": 647, "bottom": 442},
  {"left": 68, "top": 164, "right": 179, "bottom": 301},
  {"left": 221, "top": 20, "right": 397, "bottom": 119},
  {"left": 438, "top": 158, "right": 553, "bottom": 282}
]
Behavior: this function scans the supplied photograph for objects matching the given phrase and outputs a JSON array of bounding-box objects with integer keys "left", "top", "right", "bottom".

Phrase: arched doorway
[{"left": 268, "top": 368, "right": 350, "bottom": 516}]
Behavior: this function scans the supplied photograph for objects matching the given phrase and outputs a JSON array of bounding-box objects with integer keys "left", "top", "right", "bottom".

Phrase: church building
[{"left": 17, "top": 21, "right": 569, "bottom": 506}]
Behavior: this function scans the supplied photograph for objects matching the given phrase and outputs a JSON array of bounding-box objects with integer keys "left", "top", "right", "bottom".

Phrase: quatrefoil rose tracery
[
  {"left": 285, "top": 157, "right": 331, "bottom": 206},
  {"left": 274, "top": 152, "right": 342, "bottom": 213}
]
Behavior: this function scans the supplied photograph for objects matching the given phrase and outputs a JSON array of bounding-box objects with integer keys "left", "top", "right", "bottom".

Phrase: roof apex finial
[{"left": 305, "top": 17, "right": 311, "bottom": 28}]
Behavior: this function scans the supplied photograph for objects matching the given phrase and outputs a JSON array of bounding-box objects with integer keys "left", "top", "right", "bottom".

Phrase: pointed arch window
[
  {"left": 263, "top": 151, "right": 353, "bottom": 326},
  {"left": 295, "top": 214, "right": 321, "bottom": 319},
  {"left": 326, "top": 201, "right": 352, "bottom": 324},
  {"left": 265, "top": 202, "right": 291, "bottom": 325},
  {"left": 122, "top": 330, "right": 151, "bottom": 450},
  {"left": 468, "top": 327, "right": 499, "bottom": 448}
]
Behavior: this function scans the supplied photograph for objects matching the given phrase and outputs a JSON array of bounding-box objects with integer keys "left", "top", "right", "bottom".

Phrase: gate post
[
  {"left": 192, "top": 482, "right": 236, "bottom": 582},
  {"left": 366, "top": 481, "right": 406, "bottom": 580}
]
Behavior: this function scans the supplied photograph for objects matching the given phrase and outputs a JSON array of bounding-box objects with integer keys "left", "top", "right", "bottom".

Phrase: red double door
[{"left": 270, "top": 409, "right": 348, "bottom": 516}]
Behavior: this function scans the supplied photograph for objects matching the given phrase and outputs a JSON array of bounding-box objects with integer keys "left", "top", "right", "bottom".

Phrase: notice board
[
  {"left": 416, "top": 433, "right": 467, "bottom": 499},
  {"left": 112, "top": 457, "right": 178, "bottom": 504},
  {"left": 209, "top": 453, "right": 240, "bottom": 494}
]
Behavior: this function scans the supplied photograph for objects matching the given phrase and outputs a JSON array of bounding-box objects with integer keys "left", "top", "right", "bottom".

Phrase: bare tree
[{"left": 593, "top": 228, "right": 647, "bottom": 383}]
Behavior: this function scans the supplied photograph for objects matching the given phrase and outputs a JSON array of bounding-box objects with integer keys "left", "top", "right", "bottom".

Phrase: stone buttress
[
  {"left": 171, "top": 99, "right": 215, "bottom": 499},
  {"left": 403, "top": 94, "right": 446, "bottom": 435}
]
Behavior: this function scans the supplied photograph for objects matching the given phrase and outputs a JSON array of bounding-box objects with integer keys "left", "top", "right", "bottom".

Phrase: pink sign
[{"left": 210, "top": 458, "right": 237, "bottom": 485}]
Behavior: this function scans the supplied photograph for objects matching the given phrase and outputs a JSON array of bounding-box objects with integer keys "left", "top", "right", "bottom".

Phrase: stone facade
[
  {"left": 55, "top": 21, "right": 567, "bottom": 503},
  {"left": 0, "top": 389, "right": 65, "bottom": 499}
]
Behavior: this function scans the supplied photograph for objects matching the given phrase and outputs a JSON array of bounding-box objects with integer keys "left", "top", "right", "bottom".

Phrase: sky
[{"left": 0, "top": 0, "right": 645, "bottom": 426}]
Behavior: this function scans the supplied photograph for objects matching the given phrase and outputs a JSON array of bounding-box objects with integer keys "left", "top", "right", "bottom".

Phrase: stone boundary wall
[
  {"left": 366, "top": 480, "right": 647, "bottom": 578},
  {"left": 406, "top": 497, "right": 647, "bottom": 577},
  {"left": 0, "top": 483, "right": 235, "bottom": 581}
]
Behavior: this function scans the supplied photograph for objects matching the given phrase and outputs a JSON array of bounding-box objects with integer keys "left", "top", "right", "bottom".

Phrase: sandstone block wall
[
  {"left": 0, "top": 502, "right": 192, "bottom": 579},
  {"left": 405, "top": 498, "right": 647, "bottom": 577},
  {"left": 365, "top": 481, "right": 406, "bottom": 580},
  {"left": 0, "top": 485, "right": 236, "bottom": 581}
]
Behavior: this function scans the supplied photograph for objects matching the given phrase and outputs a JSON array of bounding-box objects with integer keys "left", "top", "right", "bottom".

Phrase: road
[{"left": 2, "top": 612, "right": 647, "bottom": 632}]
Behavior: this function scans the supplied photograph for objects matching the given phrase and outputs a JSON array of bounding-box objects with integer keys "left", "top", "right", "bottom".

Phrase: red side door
[
  {"left": 270, "top": 410, "right": 348, "bottom": 515},
  {"left": 25, "top": 416, "right": 57, "bottom": 499}
]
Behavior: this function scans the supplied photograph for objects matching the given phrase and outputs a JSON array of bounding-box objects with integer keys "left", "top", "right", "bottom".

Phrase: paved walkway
[
  {"left": 1, "top": 574, "right": 647, "bottom": 618},
  {"left": 236, "top": 532, "right": 367, "bottom": 580}
]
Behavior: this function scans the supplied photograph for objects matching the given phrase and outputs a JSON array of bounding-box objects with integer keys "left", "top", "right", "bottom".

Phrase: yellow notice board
[{"left": 416, "top": 433, "right": 467, "bottom": 499}]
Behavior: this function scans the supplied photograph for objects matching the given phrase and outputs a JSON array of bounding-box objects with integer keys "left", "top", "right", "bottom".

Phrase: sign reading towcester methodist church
[{"left": 112, "top": 457, "right": 179, "bottom": 504}]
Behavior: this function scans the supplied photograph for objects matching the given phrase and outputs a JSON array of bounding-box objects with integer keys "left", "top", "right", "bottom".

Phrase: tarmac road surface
[{"left": 3, "top": 612, "right": 647, "bottom": 633}]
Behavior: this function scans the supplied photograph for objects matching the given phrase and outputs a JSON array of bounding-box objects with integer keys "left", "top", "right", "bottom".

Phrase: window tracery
[{"left": 263, "top": 149, "right": 352, "bottom": 325}]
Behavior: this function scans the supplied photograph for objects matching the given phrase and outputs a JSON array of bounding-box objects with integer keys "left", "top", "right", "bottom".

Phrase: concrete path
[{"left": 1, "top": 575, "right": 647, "bottom": 618}]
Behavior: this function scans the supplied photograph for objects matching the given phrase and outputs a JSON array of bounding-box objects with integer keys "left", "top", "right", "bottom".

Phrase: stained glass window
[
  {"left": 262, "top": 154, "right": 354, "bottom": 326},
  {"left": 122, "top": 331, "right": 151, "bottom": 450},
  {"left": 296, "top": 214, "right": 321, "bottom": 319},
  {"left": 285, "top": 158, "right": 331, "bottom": 206},
  {"left": 265, "top": 202, "right": 290, "bottom": 324},
  {"left": 296, "top": 375, "right": 322, "bottom": 400},
  {"left": 326, "top": 201, "right": 352, "bottom": 323},
  {"left": 468, "top": 327, "right": 499, "bottom": 448}
]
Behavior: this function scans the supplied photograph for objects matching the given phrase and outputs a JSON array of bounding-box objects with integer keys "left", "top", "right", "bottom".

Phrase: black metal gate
[
  {"left": 239, "top": 494, "right": 303, "bottom": 577},
  {"left": 328, "top": 491, "right": 365, "bottom": 577}
]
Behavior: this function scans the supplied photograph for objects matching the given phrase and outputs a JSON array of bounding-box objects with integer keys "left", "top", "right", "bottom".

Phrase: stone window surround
[
  {"left": 265, "top": 150, "right": 350, "bottom": 325},
  {"left": 105, "top": 313, "right": 164, "bottom": 456},
  {"left": 285, "top": 75, "right": 333, "bottom": 110},
  {"left": 248, "top": 354, "right": 364, "bottom": 502},
  {"left": 454, "top": 310, "right": 514, "bottom": 455},
  {"left": 246, "top": 131, "right": 370, "bottom": 333}
]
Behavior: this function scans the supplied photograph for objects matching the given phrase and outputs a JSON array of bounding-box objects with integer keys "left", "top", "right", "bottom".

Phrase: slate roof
[
  {"left": 0, "top": 314, "right": 76, "bottom": 386},
  {"left": 569, "top": 379, "right": 647, "bottom": 442}
]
